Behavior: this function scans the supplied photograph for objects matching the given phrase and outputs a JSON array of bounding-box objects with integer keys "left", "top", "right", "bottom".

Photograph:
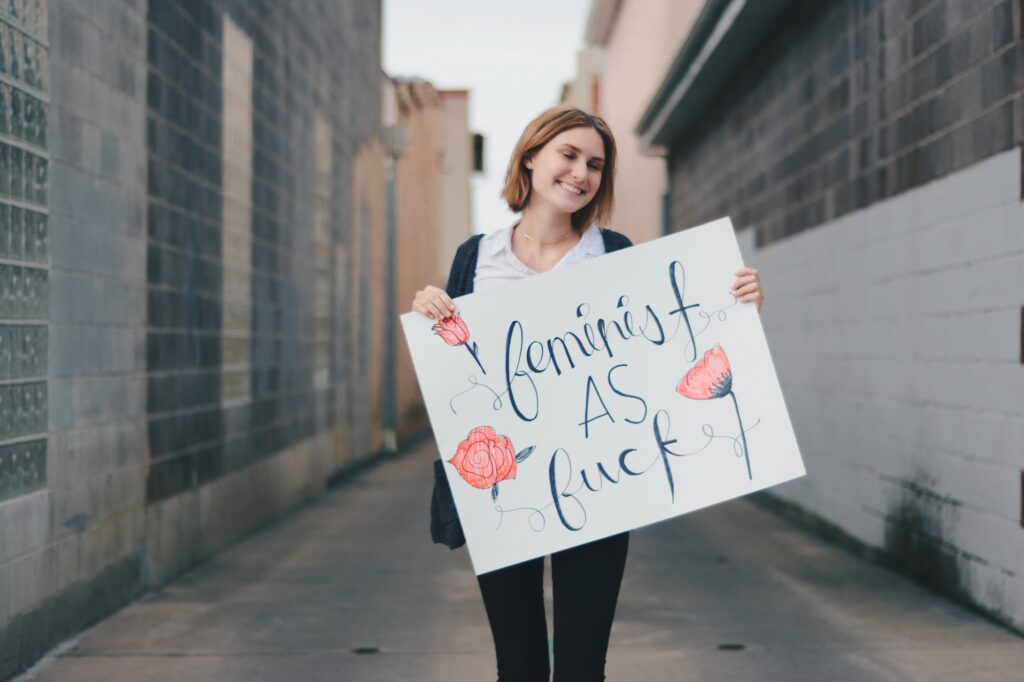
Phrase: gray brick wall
[
  {"left": 144, "top": 0, "right": 226, "bottom": 501},
  {"left": 669, "top": 0, "right": 1024, "bottom": 245},
  {"left": 144, "top": 0, "right": 383, "bottom": 502}
]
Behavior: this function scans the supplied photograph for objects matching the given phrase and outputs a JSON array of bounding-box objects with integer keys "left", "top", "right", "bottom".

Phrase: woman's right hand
[{"left": 411, "top": 285, "right": 456, "bottom": 320}]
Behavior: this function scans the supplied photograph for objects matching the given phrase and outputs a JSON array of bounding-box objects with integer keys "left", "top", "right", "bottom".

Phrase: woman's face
[{"left": 524, "top": 126, "right": 605, "bottom": 216}]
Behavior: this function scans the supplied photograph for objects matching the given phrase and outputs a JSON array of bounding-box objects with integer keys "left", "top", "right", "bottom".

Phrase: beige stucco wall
[
  {"left": 349, "top": 137, "right": 389, "bottom": 457},
  {"left": 394, "top": 80, "right": 444, "bottom": 438},
  {"left": 437, "top": 90, "right": 474, "bottom": 285},
  {"left": 562, "top": 46, "right": 604, "bottom": 114},
  {"left": 593, "top": 0, "right": 705, "bottom": 243}
]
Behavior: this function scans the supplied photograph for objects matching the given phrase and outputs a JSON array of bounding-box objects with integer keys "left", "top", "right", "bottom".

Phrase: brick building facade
[
  {"left": 638, "top": 0, "right": 1024, "bottom": 632},
  {"left": 0, "top": 1, "right": 389, "bottom": 677}
]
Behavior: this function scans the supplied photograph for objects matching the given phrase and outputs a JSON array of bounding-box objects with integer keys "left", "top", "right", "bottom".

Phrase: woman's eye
[{"left": 562, "top": 152, "right": 574, "bottom": 159}]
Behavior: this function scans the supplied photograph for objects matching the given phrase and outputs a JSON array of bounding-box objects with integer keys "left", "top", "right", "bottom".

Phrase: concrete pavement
[{"left": 16, "top": 440, "right": 1024, "bottom": 681}]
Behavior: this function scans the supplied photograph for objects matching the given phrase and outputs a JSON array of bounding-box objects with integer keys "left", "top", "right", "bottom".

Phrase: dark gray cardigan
[{"left": 430, "top": 227, "right": 634, "bottom": 549}]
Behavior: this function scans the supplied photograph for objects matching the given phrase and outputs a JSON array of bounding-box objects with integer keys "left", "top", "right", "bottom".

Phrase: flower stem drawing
[
  {"left": 727, "top": 390, "right": 751, "bottom": 479},
  {"left": 464, "top": 343, "right": 485, "bottom": 375},
  {"left": 432, "top": 312, "right": 486, "bottom": 375},
  {"left": 675, "top": 344, "right": 752, "bottom": 480}
]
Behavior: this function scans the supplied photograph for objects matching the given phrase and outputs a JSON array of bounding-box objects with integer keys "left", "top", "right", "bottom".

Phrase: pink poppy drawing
[
  {"left": 432, "top": 313, "right": 486, "bottom": 374},
  {"left": 675, "top": 344, "right": 752, "bottom": 480},
  {"left": 448, "top": 426, "right": 535, "bottom": 502}
]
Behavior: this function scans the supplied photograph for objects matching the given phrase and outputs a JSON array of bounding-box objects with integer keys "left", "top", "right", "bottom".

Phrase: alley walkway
[{"left": 18, "top": 440, "right": 1024, "bottom": 681}]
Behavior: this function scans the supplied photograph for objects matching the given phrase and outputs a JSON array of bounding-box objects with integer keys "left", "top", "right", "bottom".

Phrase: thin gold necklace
[{"left": 516, "top": 225, "right": 576, "bottom": 246}]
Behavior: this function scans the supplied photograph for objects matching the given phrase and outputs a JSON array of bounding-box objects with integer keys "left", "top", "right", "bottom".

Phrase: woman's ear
[{"left": 524, "top": 157, "right": 533, "bottom": 170}]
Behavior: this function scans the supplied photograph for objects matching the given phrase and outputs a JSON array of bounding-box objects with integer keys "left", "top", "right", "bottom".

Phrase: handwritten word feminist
[{"left": 501, "top": 260, "right": 701, "bottom": 423}]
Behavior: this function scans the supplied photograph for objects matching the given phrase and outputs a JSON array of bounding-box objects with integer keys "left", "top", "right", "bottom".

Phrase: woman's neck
[
  {"left": 516, "top": 203, "right": 576, "bottom": 244},
  {"left": 511, "top": 204, "right": 582, "bottom": 272}
]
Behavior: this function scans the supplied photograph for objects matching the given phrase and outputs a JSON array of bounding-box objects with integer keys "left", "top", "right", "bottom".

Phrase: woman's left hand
[{"left": 731, "top": 267, "right": 765, "bottom": 312}]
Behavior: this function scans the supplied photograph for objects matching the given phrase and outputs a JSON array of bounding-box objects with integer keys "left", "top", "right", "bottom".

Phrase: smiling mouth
[{"left": 557, "top": 181, "right": 585, "bottom": 196}]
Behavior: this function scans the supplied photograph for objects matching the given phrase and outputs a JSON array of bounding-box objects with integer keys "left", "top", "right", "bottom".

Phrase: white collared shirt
[{"left": 472, "top": 222, "right": 606, "bottom": 293}]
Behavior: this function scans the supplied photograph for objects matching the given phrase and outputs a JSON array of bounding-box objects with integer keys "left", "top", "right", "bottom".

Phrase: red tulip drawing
[
  {"left": 433, "top": 313, "right": 469, "bottom": 345},
  {"left": 675, "top": 344, "right": 752, "bottom": 480},
  {"left": 432, "top": 313, "right": 486, "bottom": 374},
  {"left": 448, "top": 426, "right": 535, "bottom": 502}
]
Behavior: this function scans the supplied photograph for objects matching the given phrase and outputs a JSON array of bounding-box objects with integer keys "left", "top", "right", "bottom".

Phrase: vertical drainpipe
[
  {"left": 382, "top": 168, "right": 398, "bottom": 454},
  {"left": 661, "top": 190, "right": 672, "bottom": 236}
]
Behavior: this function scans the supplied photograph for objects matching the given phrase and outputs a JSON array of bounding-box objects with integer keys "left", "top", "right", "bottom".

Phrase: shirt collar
[
  {"left": 577, "top": 223, "right": 604, "bottom": 258},
  {"left": 487, "top": 221, "right": 517, "bottom": 256}
]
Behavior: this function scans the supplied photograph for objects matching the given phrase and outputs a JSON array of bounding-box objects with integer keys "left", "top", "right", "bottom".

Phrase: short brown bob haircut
[{"left": 501, "top": 105, "right": 617, "bottom": 231}]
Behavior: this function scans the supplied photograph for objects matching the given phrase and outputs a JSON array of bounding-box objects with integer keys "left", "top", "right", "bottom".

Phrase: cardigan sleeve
[
  {"left": 444, "top": 234, "right": 484, "bottom": 298},
  {"left": 599, "top": 228, "right": 634, "bottom": 253},
  {"left": 444, "top": 242, "right": 467, "bottom": 298}
]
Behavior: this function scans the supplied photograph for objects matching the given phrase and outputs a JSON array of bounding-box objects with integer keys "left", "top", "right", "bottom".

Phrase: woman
[{"left": 411, "top": 105, "right": 764, "bottom": 681}]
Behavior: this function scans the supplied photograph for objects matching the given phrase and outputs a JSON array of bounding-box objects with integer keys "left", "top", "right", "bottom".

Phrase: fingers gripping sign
[
  {"left": 730, "top": 267, "right": 765, "bottom": 312},
  {"left": 413, "top": 285, "right": 457, "bottom": 320}
]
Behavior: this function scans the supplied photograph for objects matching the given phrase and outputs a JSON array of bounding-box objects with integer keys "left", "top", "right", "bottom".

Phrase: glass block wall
[{"left": 0, "top": 0, "right": 48, "bottom": 503}]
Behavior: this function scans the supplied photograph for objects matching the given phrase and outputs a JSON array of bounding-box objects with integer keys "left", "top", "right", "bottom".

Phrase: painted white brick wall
[{"left": 740, "top": 147, "right": 1024, "bottom": 632}]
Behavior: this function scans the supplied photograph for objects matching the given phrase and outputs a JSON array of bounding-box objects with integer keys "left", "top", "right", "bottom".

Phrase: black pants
[{"left": 477, "top": 531, "right": 630, "bottom": 682}]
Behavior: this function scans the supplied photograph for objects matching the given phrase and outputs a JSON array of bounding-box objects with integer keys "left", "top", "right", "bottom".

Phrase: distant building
[
  {"left": 391, "top": 79, "right": 478, "bottom": 439},
  {"left": 437, "top": 90, "right": 476, "bottom": 288},
  {"left": 637, "top": 0, "right": 1024, "bottom": 632},
  {"left": 561, "top": 45, "right": 605, "bottom": 115}
]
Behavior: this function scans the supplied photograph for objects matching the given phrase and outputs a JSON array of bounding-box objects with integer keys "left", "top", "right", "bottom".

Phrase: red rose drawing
[{"left": 448, "top": 426, "right": 517, "bottom": 490}]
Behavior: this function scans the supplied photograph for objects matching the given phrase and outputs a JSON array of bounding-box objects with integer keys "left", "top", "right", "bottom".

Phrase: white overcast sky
[{"left": 383, "top": 0, "right": 591, "bottom": 235}]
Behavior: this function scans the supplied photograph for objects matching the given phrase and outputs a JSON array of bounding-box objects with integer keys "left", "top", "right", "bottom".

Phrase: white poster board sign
[{"left": 401, "top": 218, "right": 805, "bottom": 574}]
